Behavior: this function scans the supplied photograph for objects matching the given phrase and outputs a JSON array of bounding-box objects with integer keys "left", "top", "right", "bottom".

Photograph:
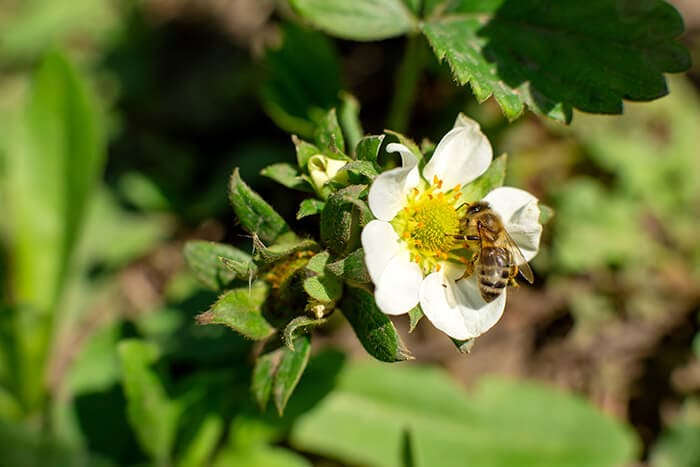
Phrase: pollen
[{"left": 391, "top": 179, "right": 464, "bottom": 273}]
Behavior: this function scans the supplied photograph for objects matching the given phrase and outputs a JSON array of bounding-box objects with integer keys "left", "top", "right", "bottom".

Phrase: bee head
[{"left": 466, "top": 202, "right": 489, "bottom": 215}]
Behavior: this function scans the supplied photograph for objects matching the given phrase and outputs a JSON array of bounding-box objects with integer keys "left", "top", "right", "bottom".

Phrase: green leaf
[
  {"left": 196, "top": 282, "right": 275, "bottom": 340},
  {"left": 314, "top": 108, "right": 346, "bottom": 155},
  {"left": 184, "top": 241, "right": 255, "bottom": 291},
  {"left": 320, "top": 185, "right": 372, "bottom": 256},
  {"left": 252, "top": 346, "right": 279, "bottom": 410},
  {"left": 339, "top": 92, "right": 363, "bottom": 152},
  {"left": 342, "top": 286, "right": 412, "bottom": 362},
  {"left": 303, "top": 251, "right": 343, "bottom": 303},
  {"left": 422, "top": 0, "right": 690, "bottom": 122},
  {"left": 290, "top": 362, "right": 637, "bottom": 467},
  {"left": 292, "top": 136, "right": 321, "bottom": 170},
  {"left": 355, "top": 135, "right": 384, "bottom": 163},
  {"left": 460, "top": 153, "right": 507, "bottom": 202},
  {"left": 7, "top": 50, "right": 106, "bottom": 313},
  {"left": 326, "top": 249, "right": 371, "bottom": 285},
  {"left": 408, "top": 306, "right": 423, "bottom": 333},
  {"left": 261, "top": 23, "right": 342, "bottom": 138},
  {"left": 118, "top": 340, "right": 179, "bottom": 466},
  {"left": 296, "top": 199, "right": 326, "bottom": 219},
  {"left": 261, "top": 163, "right": 312, "bottom": 192},
  {"left": 274, "top": 335, "right": 312, "bottom": 415},
  {"left": 229, "top": 168, "right": 291, "bottom": 245},
  {"left": 283, "top": 316, "right": 327, "bottom": 351},
  {"left": 290, "top": 0, "right": 417, "bottom": 41}
]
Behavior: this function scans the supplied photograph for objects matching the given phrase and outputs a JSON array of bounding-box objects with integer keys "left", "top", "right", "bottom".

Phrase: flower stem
[{"left": 386, "top": 35, "right": 426, "bottom": 133}]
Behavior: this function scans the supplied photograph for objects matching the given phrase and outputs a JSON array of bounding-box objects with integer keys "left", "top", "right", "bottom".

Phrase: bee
[{"left": 458, "top": 201, "right": 533, "bottom": 302}]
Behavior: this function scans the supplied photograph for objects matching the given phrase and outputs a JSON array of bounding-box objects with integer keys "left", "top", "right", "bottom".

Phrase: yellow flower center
[{"left": 392, "top": 176, "right": 467, "bottom": 273}]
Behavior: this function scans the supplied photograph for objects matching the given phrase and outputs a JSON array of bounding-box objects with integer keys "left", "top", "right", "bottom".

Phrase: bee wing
[{"left": 502, "top": 230, "right": 534, "bottom": 284}]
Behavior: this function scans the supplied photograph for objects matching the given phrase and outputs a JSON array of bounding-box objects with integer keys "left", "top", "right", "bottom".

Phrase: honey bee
[{"left": 458, "top": 202, "right": 533, "bottom": 302}]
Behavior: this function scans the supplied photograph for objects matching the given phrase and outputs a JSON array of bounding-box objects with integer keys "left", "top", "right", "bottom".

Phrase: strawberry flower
[{"left": 361, "top": 115, "right": 543, "bottom": 340}]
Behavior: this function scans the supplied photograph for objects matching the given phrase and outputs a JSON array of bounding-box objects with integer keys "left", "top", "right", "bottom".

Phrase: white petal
[
  {"left": 483, "top": 187, "right": 543, "bottom": 262},
  {"left": 368, "top": 143, "right": 420, "bottom": 221},
  {"left": 374, "top": 254, "right": 422, "bottom": 315},
  {"left": 423, "top": 117, "right": 492, "bottom": 189},
  {"left": 420, "top": 273, "right": 506, "bottom": 339},
  {"left": 361, "top": 220, "right": 402, "bottom": 284}
]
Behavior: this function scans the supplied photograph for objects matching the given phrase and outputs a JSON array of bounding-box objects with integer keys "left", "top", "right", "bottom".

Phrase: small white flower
[
  {"left": 308, "top": 154, "right": 348, "bottom": 196},
  {"left": 361, "top": 115, "right": 543, "bottom": 340}
]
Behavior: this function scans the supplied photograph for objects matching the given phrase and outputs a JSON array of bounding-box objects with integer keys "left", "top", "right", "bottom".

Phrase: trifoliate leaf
[
  {"left": 355, "top": 135, "right": 384, "bottom": 163},
  {"left": 195, "top": 282, "right": 274, "bottom": 340},
  {"left": 342, "top": 286, "right": 412, "bottom": 362},
  {"left": 326, "top": 249, "right": 371, "bottom": 285},
  {"left": 274, "top": 336, "right": 312, "bottom": 415},
  {"left": 422, "top": 0, "right": 690, "bottom": 122},
  {"left": 303, "top": 251, "right": 343, "bottom": 303},
  {"left": 283, "top": 316, "right": 327, "bottom": 351},
  {"left": 297, "top": 199, "right": 326, "bottom": 219},
  {"left": 260, "top": 163, "right": 312, "bottom": 192},
  {"left": 184, "top": 241, "right": 254, "bottom": 291},
  {"left": 229, "top": 168, "right": 290, "bottom": 245},
  {"left": 460, "top": 154, "right": 507, "bottom": 202},
  {"left": 289, "top": 0, "right": 417, "bottom": 41}
]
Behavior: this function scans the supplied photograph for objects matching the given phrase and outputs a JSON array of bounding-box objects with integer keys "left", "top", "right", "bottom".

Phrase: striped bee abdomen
[{"left": 477, "top": 247, "right": 511, "bottom": 302}]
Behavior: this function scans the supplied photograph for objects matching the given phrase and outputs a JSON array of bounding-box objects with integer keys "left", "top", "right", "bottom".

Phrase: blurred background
[{"left": 0, "top": 1, "right": 699, "bottom": 466}]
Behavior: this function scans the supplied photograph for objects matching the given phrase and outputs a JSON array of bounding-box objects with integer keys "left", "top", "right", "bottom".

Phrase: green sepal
[
  {"left": 229, "top": 168, "right": 290, "bottom": 245},
  {"left": 292, "top": 135, "right": 321, "bottom": 170},
  {"left": 260, "top": 163, "right": 313, "bottom": 192},
  {"left": 184, "top": 241, "right": 254, "bottom": 291},
  {"left": 254, "top": 237, "right": 319, "bottom": 265},
  {"left": 320, "top": 185, "right": 371, "bottom": 256},
  {"left": 252, "top": 342, "right": 279, "bottom": 410},
  {"left": 303, "top": 251, "right": 343, "bottom": 303},
  {"left": 283, "top": 316, "right": 327, "bottom": 351},
  {"left": 339, "top": 92, "right": 363, "bottom": 153},
  {"left": 342, "top": 286, "right": 412, "bottom": 362},
  {"left": 452, "top": 337, "right": 476, "bottom": 354},
  {"left": 461, "top": 154, "right": 507, "bottom": 202},
  {"left": 408, "top": 306, "right": 424, "bottom": 333},
  {"left": 539, "top": 203, "right": 555, "bottom": 224},
  {"left": 195, "top": 282, "right": 275, "bottom": 340},
  {"left": 314, "top": 108, "right": 346, "bottom": 156},
  {"left": 297, "top": 199, "right": 326, "bottom": 220},
  {"left": 355, "top": 135, "right": 384, "bottom": 163},
  {"left": 340, "top": 161, "right": 379, "bottom": 182},
  {"left": 326, "top": 249, "right": 371, "bottom": 285}
]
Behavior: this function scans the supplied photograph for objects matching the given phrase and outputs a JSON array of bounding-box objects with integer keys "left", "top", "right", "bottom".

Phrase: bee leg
[
  {"left": 507, "top": 265, "right": 519, "bottom": 287},
  {"left": 456, "top": 259, "right": 475, "bottom": 281}
]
